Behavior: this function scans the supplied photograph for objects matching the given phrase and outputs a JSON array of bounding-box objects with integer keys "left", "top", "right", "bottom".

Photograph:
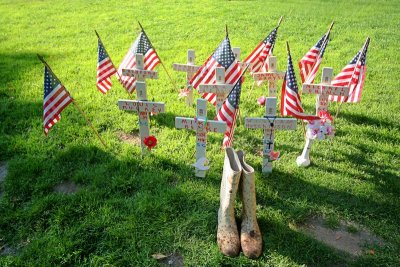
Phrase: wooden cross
[
  {"left": 118, "top": 54, "right": 165, "bottom": 154},
  {"left": 296, "top": 67, "right": 350, "bottom": 167},
  {"left": 172, "top": 50, "right": 201, "bottom": 106},
  {"left": 232, "top": 47, "right": 251, "bottom": 69},
  {"left": 121, "top": 54, "right": 159, "bottom": 82},
  {"left": 198, "top": 67, "right": 233, "bottom": 114},
  {"left": 245, "top": 97, "right": 297, "bottom": 173},
  {"left": 252, "top": 56, "right": 285, "bottom": 97},
  {"left": 175, "top": 99, "right": 227, "bottom": 177},
  {"left": 302, "top": 67, "right": 350, "bottom": 114}
]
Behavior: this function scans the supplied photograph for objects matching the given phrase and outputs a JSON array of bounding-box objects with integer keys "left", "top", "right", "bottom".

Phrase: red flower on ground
[{"left": 144, "top": 135, "right": 157, "bottom": 150}]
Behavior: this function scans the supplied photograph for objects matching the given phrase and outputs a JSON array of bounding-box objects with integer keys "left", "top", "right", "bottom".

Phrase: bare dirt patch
[
  {"left": 54, "top": 181, "right": 80, "bottom": 194},
  {"left": 0, "top": 244, "right": 17, "bottom": 256},
  {"left": 299, "top": 216, "right": 385, "bottom": 256},
  {"left": 117, "top": 131, "right": 141, "bottom": 145},
  {"left": 152, "top": 252, "right": 184, "bottom": 267},
  {"left": 0, "top": 161, "right": 8, "bottom": 182}
]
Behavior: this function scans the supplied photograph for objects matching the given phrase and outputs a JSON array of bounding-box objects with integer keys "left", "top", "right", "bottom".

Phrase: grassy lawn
[{"left": 1, "top": 0, "right": 399, "bottom": 266}]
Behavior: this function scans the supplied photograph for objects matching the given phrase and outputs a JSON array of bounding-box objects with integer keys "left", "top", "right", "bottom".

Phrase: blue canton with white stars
[
  {"left": 314, "top": 35, "right": 325, "bottom": 49},
  {"left": 98, "top": 40, "right": 109, "bottom": 61},
  {"left": 227, "top": 79, "right": 242, "bottom": 108},
  {"left": 132, "top": 31, "right": 152, "bottom": 54},
  {"left": 286, "top": 54, "right": 299, "bottom": 93},
  {"left": 350, "top": 42, "right": 368, "bottom": 66},
  {"left": 212, "top": 37, "right": 236, "bottom": 69},
  {"left": 44, "top": 66, "right": 61, "bottom": 99},
  {"left": 263, "top": 28, "right": 277, "bottom": 45}
]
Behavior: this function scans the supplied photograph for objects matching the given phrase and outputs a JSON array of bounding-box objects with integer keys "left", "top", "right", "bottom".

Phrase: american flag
[
  {"left": 117, "top": 31, "right": 160, "bottom": 94},
  {"left": 43, "top": 65, "right": 73, "bottom": 135},
  {"left": 190, "top": 36, "right": 242, "bottom": 105},
  {"left": 299, "top": 34, "right": 329, "bottom": 84},
  {"left": 97, "top": 38, "right": 117, "bottom": 94},
  {"left": 216, "top": 77, "right": 243, "bottom": 148},
  {"left": 244, "top": 27, "right": 278, "bottom": 74},
  {"left": 281, "top": 47, "right": 319, "bottom": 121},
  {"left": 329, "top": 38, "right": 370, "bottom": 103}
]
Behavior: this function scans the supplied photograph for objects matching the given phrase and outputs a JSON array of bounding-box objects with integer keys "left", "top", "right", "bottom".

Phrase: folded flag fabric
[
  {"left": 117, "top": 31, "right": 160, "bottom": 94},
  {"left": 216, "top": 77, "right": 243, "bottom": 148},
  {"left": 43, "top": 65, "right": 73, "bottom": 135},
  {"left": 329, "top": 38, "right": 370, "bottom": 103},
  {"left": 281, "top": 45, "right": 319, "bottom": 121},
  {"left": 96, "top": 38, "right": 117, "bottom": 94},
  {"left": 190, "top": 35, "right": 242, "bottom": 105}
]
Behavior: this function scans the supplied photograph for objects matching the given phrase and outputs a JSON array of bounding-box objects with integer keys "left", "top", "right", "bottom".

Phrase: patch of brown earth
[
  {"left": 152, "top": 252, "right": 183, "bottom": 267},
  {"left": 0, "top": 161, "right": 8, "bottom": 182},
  {"left": 117, "top": 131, "right": 141, "bottom": 145},
  {"left": 299, "top": 216, "right": 385, "bottom": 256},
  {"left": 0, "top": 244, "right": 17, "bottom": 256},
  {"left": 54, "top": 181, "right": 80, "bottom": 194}
]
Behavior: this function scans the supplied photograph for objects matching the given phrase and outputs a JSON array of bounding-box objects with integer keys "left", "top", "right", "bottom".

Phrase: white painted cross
[
  {"left": 296, "top": 67, "right": 350, "bottom": 167},
  {"left": 232, "top": 47, "right": 251, "bottom": 69},
  {"left": 175, "top": 99, "right": 227, "bottom": 177},
  {"left": 302, "top": 67, "right": 350, "bottom": 114},
  {"left": 245, "top": 97, "right": 297, "bottom": 173},
  {"left": 121, "top": 54, "right": 159, "bottom": 82},
  {"left": 172, "top": 50, "right": 201, "bottom": 106},
  {"left": 198, "top": 67, "right": 233, "bottom": 114},
  {"left": 118, "top": 54, "right": 165, "bottom": 154},
  {"left": 252, "top": 56, "right": 286, "bottom": 97}
]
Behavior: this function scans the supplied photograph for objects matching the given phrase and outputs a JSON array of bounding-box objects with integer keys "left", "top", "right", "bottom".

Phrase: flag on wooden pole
[
  {"left": 216, "top": 77, "right": 243, "bottom": 148},
  {"left": 281, "top": 43, "right": 319, "bottom": 121},
  {"left": 189, "top": 34, "right": 242, "bottom": 105},
  {"left": 43, "top": 65, "right": 73, "bottom": 135},
  {"left": 117, "top": 31, "right": 160, "bottom": 94},
  {"left": 329, "top": 37, "right": 370, "bottom": 103},
  {"left": 244, "top": 17, "right": 282, "bottom": 74},
  {"left": 96, "top": 37, "right": 117, "bottom": 94}
]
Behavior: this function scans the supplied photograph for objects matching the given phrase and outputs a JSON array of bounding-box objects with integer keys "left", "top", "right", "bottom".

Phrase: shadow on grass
[{"left": 339, "top": 112, "right": 399, "bottom": 130}]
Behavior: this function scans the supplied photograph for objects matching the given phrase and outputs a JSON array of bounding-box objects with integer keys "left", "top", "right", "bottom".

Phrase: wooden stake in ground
[
  {"left": 138, "top": 21, "right": 178, "bottom": 91},
  {"left": 252, "top": 56, "right": 286, "bottom": 97},
  {"left": 172, "top": 50, "right": 201, "bottom": 106},
  {"left": 296, "top": 67, "right": 349, "bottom": 167},
  {"left": 37, "top": 54, "right": 108, "bottom": 149},
  {"left": 199, "top": 67, "right": 233, "bottom": 115},
  {"left": 118, "top": 54, "right": 165, "bottom": 154},
  {"left": 245, "top": 97, "right": 296, "bottom": 173},
  {"left": 175, "top": 99, "right": 227, "bottom": 178}
]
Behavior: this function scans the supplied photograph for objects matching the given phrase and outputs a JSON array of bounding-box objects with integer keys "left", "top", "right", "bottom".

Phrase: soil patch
[
  {"left": 0, "top": 161, "right": 8, "bottom": 182},
  {"left": 54, "top": 181, "right": 80, "bottom": 194},
  {"left": 117, "top": 131, "right": 141, "bottom": 145},
  {"left": 299, "top": 216, "right": 385, "bottom": 256},
  {"left": 152, "top": 252, "right": 183, "bottom": 267},
  {"left": 0, "top": 244, "right": 17, "bottom": 256}
]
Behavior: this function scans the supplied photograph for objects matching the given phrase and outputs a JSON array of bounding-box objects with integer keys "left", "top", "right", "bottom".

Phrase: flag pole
[
  {"left": 95, "top": 30, "right": 132, "bottom": 98},
  {"left": 277, "top": 16, "right": 284, "bottom": 28},
  {"left": 37, "top": 54, "right": 108, "bottom": 149},
  {"left": 226, "top": 24, "right": 228, "bottom": 36},
  {"left": 138, "top": 21, "right": 178, "bottom": 91},
  {"left": 334, "top": 37, "right": 370, "bottom": 120}
]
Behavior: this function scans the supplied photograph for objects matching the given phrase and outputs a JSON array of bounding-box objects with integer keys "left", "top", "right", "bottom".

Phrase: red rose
[{"left": 144, "top": 135, "right": 157, "bottom": 150}]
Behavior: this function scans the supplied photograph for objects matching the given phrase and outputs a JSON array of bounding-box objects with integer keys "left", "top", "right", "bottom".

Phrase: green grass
[{"left": 0, "top": 0, "right": 399, "bottom": 266}]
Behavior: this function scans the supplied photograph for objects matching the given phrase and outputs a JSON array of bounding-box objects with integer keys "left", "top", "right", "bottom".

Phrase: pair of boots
[{"left": 217, "top": 148, "right": 262, "bottom": 259}]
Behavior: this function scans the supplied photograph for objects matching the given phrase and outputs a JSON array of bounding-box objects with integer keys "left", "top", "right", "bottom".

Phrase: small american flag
[
  {"left": 190, "top": 36, "right": 242, "bottom": 105},
  {"left": 329, "top": 38, "right": 370, "bottom": 103},
  {"left": 281, "top": 47, "right": 319, "bottom": 121},
  {"left": 216, "top": 77, "right": 243, "bottom": 148},
  {"left": 43, "top": 66, "right": 73, "bottom": 135},
  {"left": 299, "top": 34, "right": 329, "bottom": 84},
  {"left": 244, "top": 27, "right": 278, "bottom": 74},
  {"left": 97, "top": 38, "right": 117, "bottom": 94},
  {"left": 117, "top": 31, "right": 160, "bottom": 94}
]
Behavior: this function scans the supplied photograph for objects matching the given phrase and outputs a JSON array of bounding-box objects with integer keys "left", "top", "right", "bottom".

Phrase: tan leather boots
[{"left": 217, "top": 148, "right": 262, "bottom": 259}]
